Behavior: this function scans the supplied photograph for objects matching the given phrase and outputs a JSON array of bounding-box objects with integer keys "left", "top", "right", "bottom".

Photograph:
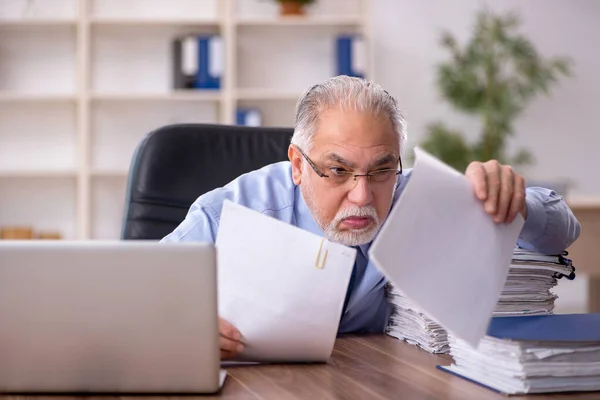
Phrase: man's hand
[
  {"left": 465, "top": 160, "right": 527, "bottom": 224},
  {"left": 219, "top": 318, "right": 244, "bottom": 360}
]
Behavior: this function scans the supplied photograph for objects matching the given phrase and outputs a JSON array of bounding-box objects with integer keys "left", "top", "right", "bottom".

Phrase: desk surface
[{"left": 4, "top": 335, "right": 596, "bottom": 400}]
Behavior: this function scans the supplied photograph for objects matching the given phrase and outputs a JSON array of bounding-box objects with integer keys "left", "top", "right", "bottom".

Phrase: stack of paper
[
  {"left": 440, "top": 314, "right": 600, "bottom": 395},
  {"left": 385, "top": 284, "right": 450, "bottom": 353},
  {"left": 385, "top": 249, "right": 576, "bottom": 353},
  {"left": 496, "top": 249, "right": 575, "bottom": 316}
]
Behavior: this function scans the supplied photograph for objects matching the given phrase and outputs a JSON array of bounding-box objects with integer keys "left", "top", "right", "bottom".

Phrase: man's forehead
[
  {"left": 312, "top": 123, "right": 398, "bottom": 148},
  {"left": 321, "top": 150, "right": 399, "bottom": 168}
]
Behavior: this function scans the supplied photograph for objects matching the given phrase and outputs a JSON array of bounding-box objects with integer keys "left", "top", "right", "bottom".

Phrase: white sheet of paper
[
  {"left": 216, "top": 200, "right": 356, "bottom": 363},
  {"left": 369, "top": 147, "right": 524, "bottom": 347}
]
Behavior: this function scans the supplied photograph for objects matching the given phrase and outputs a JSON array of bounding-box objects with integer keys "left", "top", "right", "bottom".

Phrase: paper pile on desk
[
  {"left": 369, "top": 147, "right": 525, "bottom": 349},
  {"left": 385, "top": 284, "right": 450, "bottom": 353},
  {"left": 498, "top": 249, "right": 575, "bottom": 315},
  {"left": 216, "top": 200, "right": 356, "bottom": 363},
  {"left": 439, "top": 314, "right": 600, "bottom": 395},
  {"left": 385, "top": 250, "right": 576, "bottom": 353}
]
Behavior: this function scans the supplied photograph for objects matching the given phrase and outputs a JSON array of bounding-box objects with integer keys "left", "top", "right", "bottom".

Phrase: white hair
[{"left": 291, "top": 75, "right": 407, "bottom": 153}]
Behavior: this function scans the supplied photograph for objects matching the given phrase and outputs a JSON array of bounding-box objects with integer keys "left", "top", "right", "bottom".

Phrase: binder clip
[
  {"left": 558, "top": 254, "right": 576, "bottom": 280},
  {"left": 315, "top": 238, "right": 328, "bottom": 269}
]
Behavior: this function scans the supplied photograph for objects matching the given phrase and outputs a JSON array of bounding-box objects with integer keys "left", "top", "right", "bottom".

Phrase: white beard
[
  {"left": 322, "top": 204, "right": 380, "bottom": 246},
  {"left": 301, "top": 174, "right": 381, "bottom": 246}
]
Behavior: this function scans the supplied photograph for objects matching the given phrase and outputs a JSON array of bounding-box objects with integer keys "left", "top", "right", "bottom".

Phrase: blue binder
[
  {"left": 484, "top": 313, "right": 600, "bottom": 342},
  {"left": 195, "top": 35, "right": 222, "bottom": 90},
  {"left": 336, "top": 35, "right": 365, "bottom": 78},
  {"left": 236, "top": 108, "right": 262, "bottom": 126}
]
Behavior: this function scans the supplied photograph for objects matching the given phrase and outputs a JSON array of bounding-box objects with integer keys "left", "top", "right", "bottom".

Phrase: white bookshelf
[
  {"left": 234, "top": 15, "right": 364, "bottom": 26},
  {"left": 0, "top": 19, "right": 76, "bottom": 27},
  {"left": 235, "top": 88, "right": 303, "bottom": 101},
  {"left": 0, "top": 93, "right": 76, "bottom": 102},
  {"left": 91, "top": 91, "right": 223, "bottom": 102},
  {"left": 0, "top": 0, "right": 374, "bottom": 240},
  {"left": 89, "top": 18, "right": 220, "bottom": 27}
]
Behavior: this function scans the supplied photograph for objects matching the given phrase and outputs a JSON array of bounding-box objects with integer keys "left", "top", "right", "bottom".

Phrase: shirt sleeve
[
  {"left": 517, "top": 187, "right": 581, "bottom": 255},
  {"left": 160, "top": 201, "right": 220, "bottom": 243}
]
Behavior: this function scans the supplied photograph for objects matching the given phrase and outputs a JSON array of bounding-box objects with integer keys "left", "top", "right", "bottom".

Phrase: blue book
[
  {"left": 335, "top": 35, "right": 365, "bottom": 78},
  {"left": 195, "top": 35, "right": 223, "bottom": 90},
  {"left": 236, "top": 108, "right": 262, "bottom": 127},
  {"left": 438, "top": 314, "right": 600, "bottom": 395},
  {"left": 484, "top": 313, "right": 600, "bottom": 342}
]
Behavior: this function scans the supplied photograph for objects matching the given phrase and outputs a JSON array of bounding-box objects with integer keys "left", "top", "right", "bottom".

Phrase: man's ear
[{"left": 288, "top": 145, "right": 303, "bottom": 185}]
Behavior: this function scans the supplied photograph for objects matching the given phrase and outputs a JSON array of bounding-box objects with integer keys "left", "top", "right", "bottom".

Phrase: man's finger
[
  {"left": 221, "top": 349, "right": 235, "bottom": 360},
  {"left": 220, "top": 336, "right": 244, "bottom": 354},
  {"left": 465, "top": 162, "right": 488, "bottom": 201},
  {"left": 482, "top": 161, "right": 501, "bottom": 215},
  {"left": 219, "top": 318, "right": 241, "bottom": 341},
  {"left": 506, "top": 174, "right": 526, "bottom": 223},
  {"left": 495, "top": 165, "right": 514, "bottom": 223}
]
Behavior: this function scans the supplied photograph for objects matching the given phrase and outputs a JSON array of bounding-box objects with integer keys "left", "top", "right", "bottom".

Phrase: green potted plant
[
  {"left": 274, "top": 0, "right": 317, "bottom": 16},
  {"left": 416, "top": 9, "right": 572, "bottom": 174}
]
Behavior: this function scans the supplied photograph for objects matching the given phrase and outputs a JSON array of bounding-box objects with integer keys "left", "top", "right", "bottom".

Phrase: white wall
[{"left": 373, "top": 0, "right": 600, "bottom": 197}]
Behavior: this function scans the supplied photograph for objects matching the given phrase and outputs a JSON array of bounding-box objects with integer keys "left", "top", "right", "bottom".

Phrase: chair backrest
[{"left": 121, "top": 123, "right": 293, "bottom": 240}]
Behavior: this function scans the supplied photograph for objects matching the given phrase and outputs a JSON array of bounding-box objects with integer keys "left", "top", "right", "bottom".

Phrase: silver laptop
[{"left": 0, "top": 241, "right": 225, "bottom": 394}]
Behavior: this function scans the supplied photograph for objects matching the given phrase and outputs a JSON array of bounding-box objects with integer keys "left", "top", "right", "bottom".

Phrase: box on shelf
[
  {"left": 0, "top": 227, "right": 34, "bottom": 240},
  {"left": 0, "top": 226, "right": 62, "bottom": 240}
]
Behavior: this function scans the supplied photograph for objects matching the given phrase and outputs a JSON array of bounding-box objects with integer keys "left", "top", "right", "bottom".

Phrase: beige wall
[{"left": 373, "top": 0, "right": 600, "bottom": 197}]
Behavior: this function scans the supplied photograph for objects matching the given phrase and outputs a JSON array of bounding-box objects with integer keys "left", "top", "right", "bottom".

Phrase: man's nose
[{"left": 346, "top": 176, "right": 373, "bottom": 207}]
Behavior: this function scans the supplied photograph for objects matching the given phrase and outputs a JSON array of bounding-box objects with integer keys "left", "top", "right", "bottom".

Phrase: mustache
[{"left": 334, "top": 206, "right": 379, "bottom": 224}]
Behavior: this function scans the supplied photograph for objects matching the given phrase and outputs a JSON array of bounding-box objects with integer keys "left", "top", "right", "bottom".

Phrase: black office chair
[{"left": 121, "top": 123, "right": 293, "bottom": 240}]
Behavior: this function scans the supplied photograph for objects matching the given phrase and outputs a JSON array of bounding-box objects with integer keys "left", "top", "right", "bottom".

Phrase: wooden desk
[{"left": 4, "top": 335, "right": 595, "bottom": 400}]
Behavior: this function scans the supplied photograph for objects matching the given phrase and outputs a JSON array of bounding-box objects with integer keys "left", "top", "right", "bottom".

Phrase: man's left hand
[{"left": 465, "top": 160, "right": 527, "bottom": 224}]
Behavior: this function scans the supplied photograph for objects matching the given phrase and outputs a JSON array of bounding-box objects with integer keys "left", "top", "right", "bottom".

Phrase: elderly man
[{"left": 161, "top": 76, "right": 580, "bottom": 359}]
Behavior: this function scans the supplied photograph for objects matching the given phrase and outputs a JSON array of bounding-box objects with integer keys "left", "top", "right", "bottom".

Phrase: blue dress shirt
[{"left": 161, "top": 161, "right": 581, "bottom": 333}]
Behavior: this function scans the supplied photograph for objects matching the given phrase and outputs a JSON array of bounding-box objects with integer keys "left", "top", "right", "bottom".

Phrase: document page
[
  {"left": 216, "top": 200, "right": 356, "bottom": 362},
  {"left": 370, "top": 147, "right": 524, "bottom": 347}
]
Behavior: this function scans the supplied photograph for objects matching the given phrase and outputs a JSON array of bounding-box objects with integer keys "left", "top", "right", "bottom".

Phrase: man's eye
[{"left": 329, "top": 167, "right": 349, "bottom": 176}]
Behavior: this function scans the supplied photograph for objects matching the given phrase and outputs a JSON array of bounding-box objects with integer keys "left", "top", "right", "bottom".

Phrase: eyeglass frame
[{"left": 294, "top": 145, "right": 403, "bottom": 185}]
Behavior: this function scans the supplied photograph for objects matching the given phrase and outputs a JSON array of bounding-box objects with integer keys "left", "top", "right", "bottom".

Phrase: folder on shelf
[
  {"left": 335, "top": 34, "right": 366, "bottom": 78},
  {"left": 236, "top": 108, "right": 262, "bottom": 126},
  {"left": 172, "top": 35, "right": 198, "bottom": 89},
  {"left": 172, "top": 34, "right": 223, "bottom": 90},
  {"left": 438, "top": 314, "right": 600, "bottom": 395},
  {"left": 195, "top": 35, "right": 223, "bottom": 90}
]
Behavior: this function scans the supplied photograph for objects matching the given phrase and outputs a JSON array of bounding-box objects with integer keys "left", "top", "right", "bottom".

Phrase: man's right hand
[{"left": 219, "top": 318, "right": 244, "bottom": 360}]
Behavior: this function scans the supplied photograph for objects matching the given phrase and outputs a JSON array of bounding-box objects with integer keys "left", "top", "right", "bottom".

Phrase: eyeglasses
[{"left": 296, "top": 146, "right": 402, "bottom": 186}]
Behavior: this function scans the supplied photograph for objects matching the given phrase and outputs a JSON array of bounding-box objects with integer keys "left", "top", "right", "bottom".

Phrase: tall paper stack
[
  {"left": 440, "top": 314, "right": 600, "bottom": 395},
  {"left": 385, "top": 248, "right": 576, "bottom": 354}
]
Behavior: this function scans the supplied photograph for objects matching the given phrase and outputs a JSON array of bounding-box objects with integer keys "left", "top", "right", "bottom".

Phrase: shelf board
[
  {"left": 89, "top": 18, "right": 220, "bottom": 27},
  {"left": 235, "top": 88, "right": 303, "bottom": 101},
  {"left": 91, "top": 91, "right": 222, "bottom": 102},
  {"left": 0, "top": 170, "right": 77, "bottom": 178},
  {"left": 0, "top": 19, "right": 76, "bottom": 27},
  {"left": 91, "top": 170, "right": 129, "bottom": 178},
  {"left": 566, "top": 196, "right": 600, "bottom": 210},
  {"left": 235, "top": 15, "right": 363, "bottom": 27},
  {"left": 0, "top": 93, "right": 76, "bottom": 103}
]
